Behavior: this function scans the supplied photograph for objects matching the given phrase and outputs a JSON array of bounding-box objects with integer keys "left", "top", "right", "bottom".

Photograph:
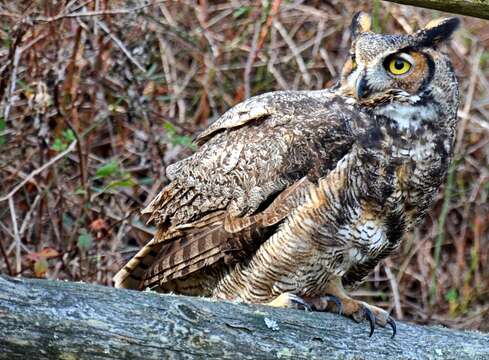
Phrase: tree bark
[
  {"left": 0, "top": 276, "right": 488, "bottom": 360},
  {"left": 384, "top": 0, "right": 489, "bottom": 20}
]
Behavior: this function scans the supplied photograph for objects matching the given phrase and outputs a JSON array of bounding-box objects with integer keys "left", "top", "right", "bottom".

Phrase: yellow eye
[
  {"left": 388, "top": 57, "right": 411, "bottom": 75},
  {"left": 350, "top": 54, "right": 357, "bottom": 70},
  {"left": 351, "top": 59, "right": 357, "bottom": 70}
]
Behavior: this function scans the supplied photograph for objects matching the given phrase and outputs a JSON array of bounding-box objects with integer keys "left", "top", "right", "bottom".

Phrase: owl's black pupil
[{"left": 394, "top": 59, "right": 405, "bottom": 70}]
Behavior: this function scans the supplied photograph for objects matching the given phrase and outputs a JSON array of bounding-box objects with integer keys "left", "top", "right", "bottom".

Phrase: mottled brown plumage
[{"left": 114, "top": 13, "right": 460, "bottom": 336}]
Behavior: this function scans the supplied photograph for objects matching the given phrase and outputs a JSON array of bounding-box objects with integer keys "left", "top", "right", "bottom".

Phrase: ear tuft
[
  {"left": 416, "top": 17, "right": 460, "bottom": 47},
  {"left": 351, "top": 12, "right": 372, "bottom": 39}
]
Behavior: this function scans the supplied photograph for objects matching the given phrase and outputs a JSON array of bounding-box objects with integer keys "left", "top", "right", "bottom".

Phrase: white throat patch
[{"left": 375, "top": 99, "right": 437, "bottom": 130}]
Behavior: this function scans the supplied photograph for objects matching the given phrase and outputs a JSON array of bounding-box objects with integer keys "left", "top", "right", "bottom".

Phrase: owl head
[{"left": 340, "top": 12, "right": 460, "bottom": 126}]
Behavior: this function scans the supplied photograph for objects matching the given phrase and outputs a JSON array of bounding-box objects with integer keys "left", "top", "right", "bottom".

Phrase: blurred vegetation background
[{"left": 0, "top": 0, "right": 487, "bottom": 331}]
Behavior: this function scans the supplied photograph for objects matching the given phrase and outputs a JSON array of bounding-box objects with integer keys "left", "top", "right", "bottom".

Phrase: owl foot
[
  {"left": 266, "top": 291, "right": 396, "bottom": 338},
  {"left": 310, "top": 279, "right": 397, "bottom": 338},
  {"left": 346, "top": 300, "right": 396, "bottom": 338},
  {"left": 308, "top": 294, "right": 396, "bottom": 338},
  {"left": 266, "top": 292, "right": 312, "bottom": 311},
  {"left": 306, "top": 294, "right": 344, "bottom": 315}
]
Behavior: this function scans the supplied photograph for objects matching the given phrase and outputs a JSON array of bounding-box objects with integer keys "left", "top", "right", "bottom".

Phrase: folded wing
[{"left": 114, "top": 90, "right": 358, "bottom": 290}]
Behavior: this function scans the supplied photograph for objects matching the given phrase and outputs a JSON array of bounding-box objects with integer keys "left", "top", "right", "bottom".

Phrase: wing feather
[
  {"left": 114, "top": 178, "right": 310, "bottom": 289},
  {"left": 115, "top": 89, "right": 362, "bottom": 290}
]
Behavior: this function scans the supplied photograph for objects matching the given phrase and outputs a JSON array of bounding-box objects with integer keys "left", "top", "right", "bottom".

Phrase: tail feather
[
  {"left": 113, "top": 238, "right": 162, "bottom": 289},
  {"left": 142, "top": 247, "right": 223, "bottom": 289},
  {"left": 114, "top": 212, "right": 230, "bottom": 290}
]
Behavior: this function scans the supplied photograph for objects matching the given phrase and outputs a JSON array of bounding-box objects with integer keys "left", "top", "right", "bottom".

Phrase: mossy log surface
[
  {"left": 0, "top": 275, "right": 488, "bottom": 360},
  {"left": 386, "top": 0, "right": 489, "bottom": 20}
]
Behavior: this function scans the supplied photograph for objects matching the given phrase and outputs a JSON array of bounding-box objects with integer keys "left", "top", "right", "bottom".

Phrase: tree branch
[
  {"left": 384, "top": 0, "right": 489, "bottom": 20},
  {"left": 0, "top": 276, "right": 488, "bottom": 359}
]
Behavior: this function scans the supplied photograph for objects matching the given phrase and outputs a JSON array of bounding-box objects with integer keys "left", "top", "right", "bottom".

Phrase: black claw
[
  {"left": 291, "top": 297, "right": 312, "bottom": 312},
  {"left": 363, "top": 307, "right": 376, "bottom": 337},
  {"left": 387, "top": 317, "right": 397, "bottom": 339},
  {"left": 324, "top": 295, "right": 343, "bottom": 315}
]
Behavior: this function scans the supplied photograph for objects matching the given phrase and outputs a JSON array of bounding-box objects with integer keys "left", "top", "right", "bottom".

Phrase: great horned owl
[{"left": 114, "top": 13, "right": 460, "bottom": 337}]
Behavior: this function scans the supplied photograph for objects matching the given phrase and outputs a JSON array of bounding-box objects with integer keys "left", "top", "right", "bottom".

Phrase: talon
[
  {"left": 387, "top": 317, "right": 397, "bottom": 338},
  {"left": 267, "top": 292, "right": 312, "bottom": 311},
  {"left": 324, "top": 294, "right": 343, "bottom": 315},
  {"left": 292, "top": 297, "right": 312, "bottom": 312},
  {"left": 363, "top": 307, "right": 375, "bottom": 337},
  {"left": 303, "top": 279, "right": 396, "bottom": 338}
]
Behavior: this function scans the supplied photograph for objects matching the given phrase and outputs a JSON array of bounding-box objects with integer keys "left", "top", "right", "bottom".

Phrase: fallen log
[
  {"left": 385, "top": 0, "right": 489, "bottom": 20},
  {"left": 0, "top": 275, "right": 488, "bottom": 359}
]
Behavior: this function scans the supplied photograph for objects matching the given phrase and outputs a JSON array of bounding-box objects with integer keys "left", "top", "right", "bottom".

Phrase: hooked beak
[{"left": 355, "top": 74, "right": 369, "bottom": 99}]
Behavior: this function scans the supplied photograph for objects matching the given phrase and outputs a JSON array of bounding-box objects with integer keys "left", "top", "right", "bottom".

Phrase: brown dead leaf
[
  {"left": 38, "top": 247, "right": 59, "bottom": 258},
  {"left": 90, "top": 218, "right": 109, "bottom": 232},
  {"left": 26, "top": 247, "right": 59, "bottom": 261},
  {"left": 143, "top": 81, "right": 155, "bottom": 97}
]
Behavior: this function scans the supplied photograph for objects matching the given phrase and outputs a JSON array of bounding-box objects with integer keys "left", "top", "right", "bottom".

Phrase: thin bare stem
[
  {"left": 33, "top": 2, "right": 166, "bottom": 23},
  {"left": 94, "top": 19, "right": 147, "bottom": 74},
  {"left": 0, "top": 141, "right": 77, "bottom": 203},
  {"left": 8, "top": 198, "right": 21, "bottom": 275}
]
